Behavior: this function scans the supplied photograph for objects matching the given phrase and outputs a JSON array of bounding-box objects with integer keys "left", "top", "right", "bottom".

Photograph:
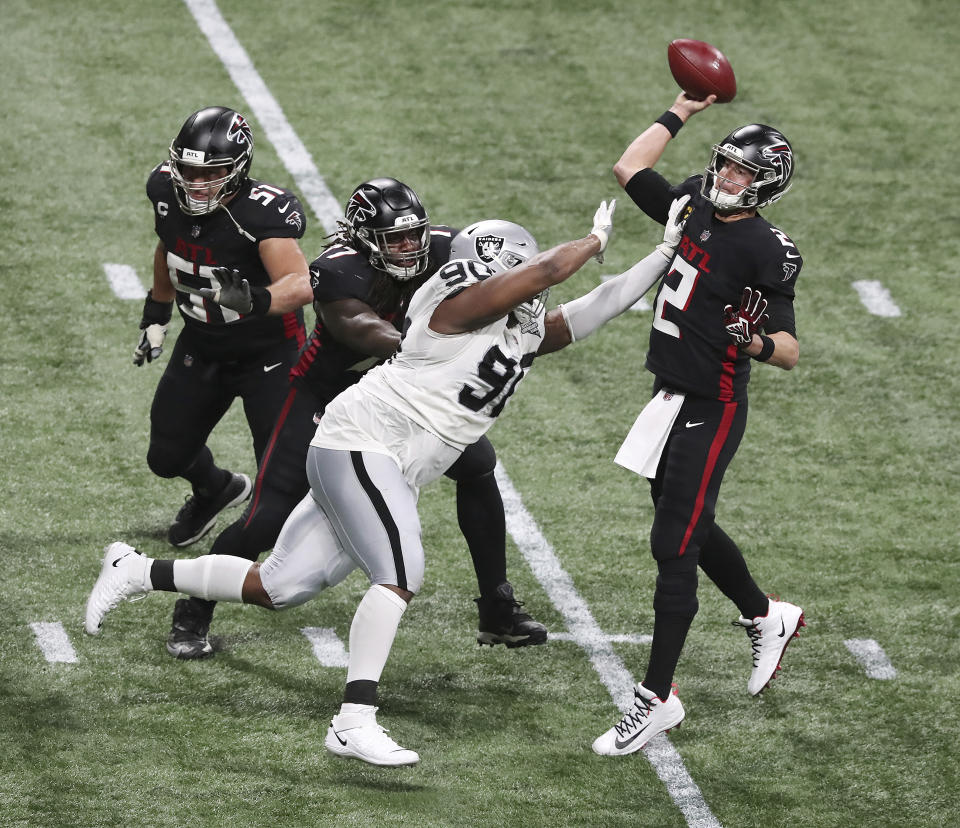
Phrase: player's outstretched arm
[
  {"left": 613, "top": 93, "right": 716, "bottom": 186},
  {"left": 539, "top": 195, "right": 690, "bottom": 353},
  {"left": 431, "top": 201, "right": 615, "bottom": 335}
]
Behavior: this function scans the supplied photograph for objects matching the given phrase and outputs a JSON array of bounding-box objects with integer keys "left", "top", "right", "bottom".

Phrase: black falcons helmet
[
  {"left": 702, "top": 124, "right": 795, "bottom": 213},
  {"left": 168, "top": 106, "right": 254, "bottom": 215},
  {"left": 342, "top": 177, "right": 430, "bottom": 281}
]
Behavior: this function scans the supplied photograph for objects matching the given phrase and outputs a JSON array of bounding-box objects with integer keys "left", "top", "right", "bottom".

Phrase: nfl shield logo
[
  {"left": 191, "top": 225, "right": 201, "bottom": 238},
  {"left": 699, "top": 230, "right": 711, "bottom": 242},
  {"left": 476, "top": 235, "right": 503, "bottom": 263}
]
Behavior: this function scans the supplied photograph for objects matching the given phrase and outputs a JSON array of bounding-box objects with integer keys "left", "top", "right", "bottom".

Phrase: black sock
[
  {"left": 343, "top": 680, "right": 378, "bottom": 706},
  {"left": 182, "top": 446, "right": 231, "bottom": 498},
  {"left": 698, "top": 524, "right": 768, "bottom": 619},
  {"left": 455, "top": 472, "right": 507, "bottom": 596},
  {"left": 644, "top": 613, "right": 694, "bottom": 700}
]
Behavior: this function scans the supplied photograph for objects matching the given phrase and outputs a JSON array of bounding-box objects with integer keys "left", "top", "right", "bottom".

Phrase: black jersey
[
  {"left": 146, "top": 162, "right": 308, "bottom": 361},
  {"left": 626, "top": 172, "right": 802, "bottom": 402},
  {"left": 291, "top": 226, "right": 455, "bottom": 402}
]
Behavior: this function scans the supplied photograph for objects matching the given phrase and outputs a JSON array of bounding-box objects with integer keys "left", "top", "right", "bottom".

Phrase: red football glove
[{"left": 722, "top": 287, "right": 769, "bottom": 346}]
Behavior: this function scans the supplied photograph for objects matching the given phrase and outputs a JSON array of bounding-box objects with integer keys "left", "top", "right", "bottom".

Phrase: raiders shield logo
[{"left": 476, "top": 235, "right": 503, "bottom": 263}]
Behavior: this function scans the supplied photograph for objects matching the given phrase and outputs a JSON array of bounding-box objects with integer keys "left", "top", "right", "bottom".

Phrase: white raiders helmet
[{"left": 450, "top": 220, "right": 543, "bottom": 332}]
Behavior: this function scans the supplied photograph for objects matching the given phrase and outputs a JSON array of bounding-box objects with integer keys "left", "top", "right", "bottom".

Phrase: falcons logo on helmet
[
  {"left": 762, "top": 143, "right": 793, "bottom": 182},
  {"left": 346, "top": 191, "right": 377, "bottom": 224},
  {"left": 227, "top": 113, "right": 253, "bottom": 147}
]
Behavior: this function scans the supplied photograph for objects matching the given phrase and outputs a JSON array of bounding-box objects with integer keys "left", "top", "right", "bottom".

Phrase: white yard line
[
  {"left": 852, "top": 280, "right": 901, "bottom": 317},
  {"left": 496, "top": 465, "right": 721, "bottom": 828},
  {"left": 301, "top": 627, "right": 349, "bottom": 668},
  {"left": 186, "top": 4, "right": 719, "bottom": 824},
  {"left": 183, "top": 0, "right": 342, "bottom": 233},
  {"left": 103, "top": 263, "right": 146, "bottom": 300},
  {"left": 550, "top": 632, "right": 652, "bottom": 645},
  {"left": 30, "top": 622, "right": 78, "bottom": 663},
  {"left": 844, "top": 638, "right": 897, "bottom": 679}
]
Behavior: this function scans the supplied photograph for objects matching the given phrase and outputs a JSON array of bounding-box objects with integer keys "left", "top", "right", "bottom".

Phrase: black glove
[
  {"left": 201, "top": 267, "right": 272, "bottom": 315},
  {"left": 133, "top": 291, "right": 173, "bottom": 366},
  {"left": 722, "top": 286, "right": 769, "bottom": 346}
]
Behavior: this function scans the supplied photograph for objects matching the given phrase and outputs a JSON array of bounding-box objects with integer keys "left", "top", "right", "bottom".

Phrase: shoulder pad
[
  {"left": 310, "top": 244, "right": 379, "bottom": 302},
  {"left": 229, "top": 179, "right": 308, "bottom": 239}
]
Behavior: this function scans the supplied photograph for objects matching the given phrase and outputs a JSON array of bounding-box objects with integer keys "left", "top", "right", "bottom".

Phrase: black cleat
[
  {"left": 166, "top": 597, "right": 215, "bottom": 660},
  {"left": 167, "top": 472, "right": 252, "bottom": 548},
  {"left": 475, "top": 582, "right": 547, "bottom": 648}
]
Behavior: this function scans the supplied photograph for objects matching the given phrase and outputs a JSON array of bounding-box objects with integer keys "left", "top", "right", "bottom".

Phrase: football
[{"left": 667, "top": 38, "right": 737, "bottom": 103}]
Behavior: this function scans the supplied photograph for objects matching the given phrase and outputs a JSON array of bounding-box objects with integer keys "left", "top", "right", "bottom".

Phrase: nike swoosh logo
[
  {"left": 111, "top": 553, "right": 132, "bottom": 568},
  {"left": 685, "top": 421, "right": 704, "bottom": 428},
  {"left": 777, "top": 619, "right": 786, "bottom": 638},
  {"left": 263, "top": 363, "right": 283, "bottom": 373},
  {"left": 614, "top": 722, "right": 651, "bottom": 751},
  {"left": 332, "top": 727, "right": 348, "bottom": 746},
  {"left": 785, "top": 251, "right": 801, "bottom": 259},
  {"left": 278, "top": 202, "right": 290, "bottom": 214}
]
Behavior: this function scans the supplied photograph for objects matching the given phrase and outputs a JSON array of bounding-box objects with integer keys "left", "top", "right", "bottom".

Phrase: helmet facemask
[
  {"left": 357, "top": 219, "right": 431, "bottom": 281},
  {"left": 169, "top": 153, "right": 249, "bottom": 216},
  {"left": 703, "top": 144, "right": 762, "bottom": 213}
]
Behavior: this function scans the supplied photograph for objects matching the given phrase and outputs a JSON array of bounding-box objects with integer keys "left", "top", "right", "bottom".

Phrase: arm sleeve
[
  {"left": 623, "top": 168, "right": 674, "bottom": 225},
  {"left": 558, "top": 248, "right": 670, "bottom": 342}
]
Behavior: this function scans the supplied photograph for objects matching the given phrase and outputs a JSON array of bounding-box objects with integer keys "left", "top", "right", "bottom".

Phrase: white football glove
[
  {"left": 590, "top": 198, "right": 616, "bottom": 263},
  {"left": 656, "top": 194, "right": 692, "bottom": 259},
  {"left": 133, "top": 323, "right": 168, "bottom": 366},
  {"left": 200, "top": 267, "right": 254, "bottom": 314}
]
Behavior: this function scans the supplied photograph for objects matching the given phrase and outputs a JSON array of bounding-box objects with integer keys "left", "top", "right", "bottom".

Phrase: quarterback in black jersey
[
  {"left": 165, "top": 178, "right": 547, "bottom": 660},
  {"left": 591, "top": 93, "right": 806, "bottom": 756},
  {"left": 139, "top": 106, "right": 313, "bottom": 550}
]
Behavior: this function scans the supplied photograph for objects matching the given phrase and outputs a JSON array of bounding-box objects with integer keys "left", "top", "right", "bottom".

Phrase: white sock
[
  {"left": 345, "top": 584, "right": 408, "bottom": 685},
  {"left": 170, "top": 555, "right": 251, "bottom": 602}
]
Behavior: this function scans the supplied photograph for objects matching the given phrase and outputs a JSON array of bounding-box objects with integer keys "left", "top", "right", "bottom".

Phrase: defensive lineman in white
[{"left": 86, "top": 196, "right": 692, "bottom": 766}]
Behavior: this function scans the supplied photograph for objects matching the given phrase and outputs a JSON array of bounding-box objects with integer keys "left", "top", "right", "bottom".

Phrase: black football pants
[
  {"left": 146, "top": 332, "right": 298, "bottom": 487},
  {"left": 643, "top": 391, "right": 752, "bottom": 698}
]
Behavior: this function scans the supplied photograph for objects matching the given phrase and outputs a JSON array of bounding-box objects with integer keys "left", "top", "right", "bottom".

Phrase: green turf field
[{"left": 2, "top": 1, "right": 959, "bottom": 825}]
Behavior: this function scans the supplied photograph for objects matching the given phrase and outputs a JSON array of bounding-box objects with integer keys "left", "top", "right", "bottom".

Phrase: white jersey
[{"left": 313, "top": 258, "right": 544, "bottom": 462}]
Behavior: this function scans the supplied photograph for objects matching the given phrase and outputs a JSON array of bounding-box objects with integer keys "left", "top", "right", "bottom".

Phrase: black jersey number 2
[{"left": 459, "top": 345, "right": 533, "bottom": 418}]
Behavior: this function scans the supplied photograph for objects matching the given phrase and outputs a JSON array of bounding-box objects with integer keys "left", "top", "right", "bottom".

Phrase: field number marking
[
  {"left": 103, "top": 263, "right": 146, "bottom": 300},
  {"left": 301, "top": 627, "right": 349, "bottom": 668},
  {"left": 852, "top": 280, "right": 901, "bottom": 317},
  {"left": 30, "top": 622, "right": 78, "bottom": 663},
  {"left": 844, "top": 638, "right": 897, "bottom": 679}
]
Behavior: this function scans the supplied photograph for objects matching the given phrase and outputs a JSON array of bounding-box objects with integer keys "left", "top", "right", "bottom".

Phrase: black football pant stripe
[{"left": 350, "top": 451, "right": 407, "bottom": 591}]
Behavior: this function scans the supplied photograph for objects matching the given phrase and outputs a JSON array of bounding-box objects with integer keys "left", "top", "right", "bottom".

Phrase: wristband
[
  {"left": 141, "top": 289, "right": 173, "bottom": 327},
  {"left": 249, "top": 285, "right": 272, "bottom": 316},
  {"left": 655, "top": 111, "right": 684, "bottom": 138},
  {"left": 752, "top": 335, "right": 776, "bottom": 362}
]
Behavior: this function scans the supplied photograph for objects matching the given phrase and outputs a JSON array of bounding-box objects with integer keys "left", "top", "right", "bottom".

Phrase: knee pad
[
  {"left": 444, "top": 436, "right": 497, "bottom": 482},
  {"left": 652, "top": 557, "right": 699, "bottom": 618}
]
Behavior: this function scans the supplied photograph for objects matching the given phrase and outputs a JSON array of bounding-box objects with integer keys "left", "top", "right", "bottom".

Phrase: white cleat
[
  {"left": 324, "top": 706, "right": 419, "bottom": 767},
  {"left": 84, "top": 542, "right": 148, "bottom": 635},
  {"left": 592, "top": 683, "right": 685, "bottom": 756},
  {"left": 736, "top": 598, "right": 806, "bottom": 695}
]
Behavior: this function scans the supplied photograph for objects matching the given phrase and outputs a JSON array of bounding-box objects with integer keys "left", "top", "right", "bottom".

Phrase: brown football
[{"left": 667, "top": 38, "right": 737, "bottom": 103}]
